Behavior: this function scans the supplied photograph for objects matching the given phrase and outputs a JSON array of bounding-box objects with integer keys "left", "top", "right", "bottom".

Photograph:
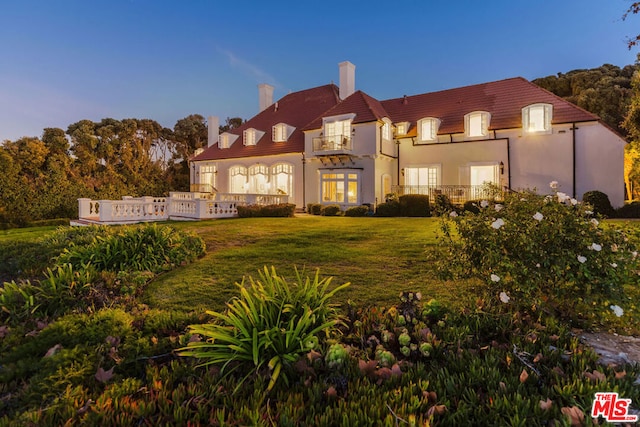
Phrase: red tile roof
[
  {"left": 380, "top": 77, "right": 598, "bottom": 136},
  {"left": 303, "top": 90, "right": 390, "bottom": 130},
  {"left": 192, "top": 84, "right": 340, "bottom": 161}
]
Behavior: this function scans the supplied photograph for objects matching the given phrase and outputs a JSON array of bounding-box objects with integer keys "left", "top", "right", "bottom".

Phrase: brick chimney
[
  {"left": 207, "top": 116, "right": 219, "bottom": 147},
  {"left": 339, "top": 61, "right": 356, "bottom": 100},
  {"left": 258, "top": 83, "right": 274, "bottom": 112}
]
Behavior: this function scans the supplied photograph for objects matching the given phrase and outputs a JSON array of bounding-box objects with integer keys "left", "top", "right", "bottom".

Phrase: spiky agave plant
[{"left": 178, "top": 266, "right": 349, "bottom": 393}]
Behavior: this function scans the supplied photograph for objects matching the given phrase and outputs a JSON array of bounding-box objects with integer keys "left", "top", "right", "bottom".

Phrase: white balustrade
[{"left": 78, "top": 193, "right": 289, "bottom": 224}]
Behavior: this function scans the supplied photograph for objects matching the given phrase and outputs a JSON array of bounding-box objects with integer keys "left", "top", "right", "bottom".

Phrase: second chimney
[
  {"left": 207, "top": 116, "right": 219, "bottom": 147},
  {"left": 339, "top": 61, "right": 355, "bottom": 100},
  {"left": 258, "top": 83, "right": 274, "bottom": 112}
]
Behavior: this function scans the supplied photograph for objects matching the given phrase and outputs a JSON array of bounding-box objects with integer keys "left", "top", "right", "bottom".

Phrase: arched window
[
  {"left": 229, "top": 165, "right": 248, "bottom": 193},
  {"left": 464, "top": 111, "right": 490, "bottom": 138},
  {"left": 522, "top": 103, "right": 553, "bottom": 134},
  {"left": 417, "top": 117, "right": 441, "bottom": 143},
  {"left": 249, "top": 164, "right": 269, "bottom": 194},
  {"left": 271, "top": 163, "right": 293, "bottom": 195}
]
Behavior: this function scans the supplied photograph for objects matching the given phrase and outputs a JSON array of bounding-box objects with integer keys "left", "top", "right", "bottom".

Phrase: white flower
[
  {"left": 480, "top": 200, "right": 489, "bottom": 208},
  {"left": 585, "top": 210, "right": 594, "bottom": 215},
  {"left": 536, "top": 263, "right": 541, "bottom": 268},
  {"left": 494, "top": 204, "right": 503, "bottom": 212},
  {"left": 610, "top": 263, "right": 618, "bottom": 268},
  {"left": 533, "top": 212, "right": 544, "bottom": 221},
  {"left": 590, "top": 218, "right": 599, "bottom": 227},
  {"left": 415, "top": 292, "right": 422, "bottom": 300},
  {"left": 610, "top": 305, "right": 624, "bottom": 317},
  {"left": 490, "top": 274, "right": 500, "bottom": 282},
  {"left": 589, "top": 243, "right": 602, "bottom": 252},
  {"left": 449, "top": 211, "right": 458, "bottom": 218},
  {"left": 550, "top": 181, "right": 559, "bottom": 190},
  {"left": 499, "top": 292, "right": 510, "bottom": 303},
  {"left": 491, "top": 218, "right": 505, "bottom": 229},
  {"left": 632, "top": 251, "right": 638, "bottom": 259},
  {"left": 570, "top": 198, "right": 578, "bottom": 206},
  {"left": 577, "top": 255, "right": 587, "bottom": 263},
  {"left": 556, "top": 192, "right": 571, "bottom": 203},
  {"left": 520, "top": 197, "right": 526, "bottom": 201}
]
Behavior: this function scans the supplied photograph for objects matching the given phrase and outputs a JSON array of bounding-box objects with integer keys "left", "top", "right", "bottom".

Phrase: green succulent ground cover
[{"left": 0, "top": 210, "right": 639, "bottom": 426}]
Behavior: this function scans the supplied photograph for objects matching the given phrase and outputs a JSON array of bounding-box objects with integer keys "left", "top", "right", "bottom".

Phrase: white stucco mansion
[{"left": 77, "top": 62, "right": 625, "bottom": 224}]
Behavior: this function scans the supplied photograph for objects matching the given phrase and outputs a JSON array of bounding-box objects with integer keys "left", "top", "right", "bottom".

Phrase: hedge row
[{"left": 237, "top": 203, "right": 296, "bottom": 218}]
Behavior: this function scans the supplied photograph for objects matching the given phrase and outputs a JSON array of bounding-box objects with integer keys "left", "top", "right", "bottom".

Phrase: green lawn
[{"left": 143, "top": 216, "right": 480, "bottom": 314}]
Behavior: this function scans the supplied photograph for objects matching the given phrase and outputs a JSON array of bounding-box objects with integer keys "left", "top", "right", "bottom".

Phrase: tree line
[
  {"left": 0, "top": 115, "right": 242, "bottom": 226},
  {"left": 532, "top": 60, "right": 640, "bottom": 200}
]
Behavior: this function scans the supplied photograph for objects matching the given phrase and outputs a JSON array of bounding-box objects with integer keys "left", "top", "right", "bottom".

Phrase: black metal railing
[
  {"left": 391, "top": 185, "right": 504, "bottom": 204},
  {"left": 312, "top": 135, "right": 353, "bottom": 152}
]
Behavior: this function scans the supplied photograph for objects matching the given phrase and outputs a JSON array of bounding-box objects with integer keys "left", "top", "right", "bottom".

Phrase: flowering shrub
[{"left": 438, "top": 186, "right": 639, "bottom": 321}]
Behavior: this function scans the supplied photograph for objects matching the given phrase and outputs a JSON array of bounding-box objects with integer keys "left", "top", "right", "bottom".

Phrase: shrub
[
  {"left": 438, "top": 190, "right": 639, "bottom": 323},
  {"left": 616, "top": 201, "right": 640, "bottom": 218},
  {"left": 238, "top": 203, "right": 296, "bottom": 218},
  {"left": 344, "top": 206, "right": 369, "bottom": 217},
  {"left": 375, "top": 201, "right": 400, "bottom": 217},
  {"left": 321, "top": 204, "right": 341, "bottom": 216},
  {"left": 307, "top": 203, "right": 322, "bottom": 215},
  {"left": 432, "top": 194, "right": 455, "bottom": 216},
  {"left": 178, "top": 267, "right": 349, "bottom": 392},
  {"left": 463, "top": 200, "right": 480, "bottom": 214},
  {"left": 57, "top": 224, "right": 205, "bottom": 273},
  {"left": 582, "top": 190, "right": 615, "bottom": 217},
  {"left": 398, "top": 194, "right": 430, "bottom": 217}
]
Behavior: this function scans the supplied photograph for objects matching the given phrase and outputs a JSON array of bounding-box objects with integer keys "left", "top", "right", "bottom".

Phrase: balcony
[
  {"left": 312, "top": 135, "right": 353, "bottom": 153},
  {"left": 391, "top": 185, "right": 505, "bottom": 204}
]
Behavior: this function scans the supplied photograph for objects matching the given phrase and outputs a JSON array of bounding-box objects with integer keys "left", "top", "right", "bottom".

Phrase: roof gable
[{"left": 304, "top": 90, "right": 391, "bottom": 130}]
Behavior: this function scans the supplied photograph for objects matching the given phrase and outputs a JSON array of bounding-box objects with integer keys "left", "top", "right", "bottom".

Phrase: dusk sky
[{"left": 1, "top": 0, "right": 638, "bottom": 142}]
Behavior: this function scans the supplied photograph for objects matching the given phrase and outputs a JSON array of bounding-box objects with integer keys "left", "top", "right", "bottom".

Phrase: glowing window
[
  {"left": 523, "top": 103, "right": 553, "bottom": 133},
  {"left": 465, "top": 112, "right": 490, "bottom": 138},
  {"left": 418, "top": 118, "right": 440, "bottom": 143}
]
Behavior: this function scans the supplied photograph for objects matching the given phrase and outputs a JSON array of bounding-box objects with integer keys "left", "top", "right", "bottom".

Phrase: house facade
[{"left": 190, "top": 61, "right": 625, "bottom": 210}]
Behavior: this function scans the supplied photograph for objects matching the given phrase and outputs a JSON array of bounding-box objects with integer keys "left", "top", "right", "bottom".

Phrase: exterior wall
[
  {"left": 505, "top": 124, "right": 574, "bottom": 196},
  {"left": 397, "top": 137, "right": 510, "bottom": 188},
  {"left": 574, "top": 122, "right": 625, "bottom": 207},
  {"left": 192, "top": 153, "right": 304, "bottom": 207}
]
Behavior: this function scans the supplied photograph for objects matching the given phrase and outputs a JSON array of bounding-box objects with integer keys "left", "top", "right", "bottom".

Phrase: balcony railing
[
  {"left": 190, "top": 183, "right": 216, "bottom": 193},
  {"left": 391, "top": 185, "right": 504, "bottom": 204},
  {"left": 312, "top": 135, "right": 352, "bottom": 153}
]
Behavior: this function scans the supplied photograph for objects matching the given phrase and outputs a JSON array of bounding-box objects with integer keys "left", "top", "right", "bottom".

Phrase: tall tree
[
  {"left": 623, "top": 62, "right": 640, "bottom": 199},
  {"left": 623, "top": 2, "right": 640, "bottom": 49}
]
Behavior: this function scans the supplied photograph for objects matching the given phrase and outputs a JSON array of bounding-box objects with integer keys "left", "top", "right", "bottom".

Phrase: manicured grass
[{"left": 145, "top": 216, "right": 481, "bottom": 313}]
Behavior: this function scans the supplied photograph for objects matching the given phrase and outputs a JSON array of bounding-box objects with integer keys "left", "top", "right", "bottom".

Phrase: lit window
[
  {"left": 272, "top": 123, "right": 290, "bottom": 142},
  {"left": 465, "top": 112, "right": 490, "bottom": 138},
  {"left": 271, "top": 163, "right": 293, "bottom": 195},
  {"left": 381, "top": 121, "right": 392, "bottom": 141},
  {"left": 522, "top": 103, "right": 553, "bottom": 133},
  {"left": 418, "top": 118, "right": 440, "bottom": 143},
  {"left": 199, "top": 164, "right": 217, "bottom": 192},
  {"left": 229, "top": 165, "right": 247, "bottom": 192},
  {"left": 248, "top": 164, "right": 269, "bottom": 194},
  {"left": 244, "top": 129, "right": 256, "bottom": 146},
  {"left": 219, "top": 134, "right": 229, "bottom": 149},
  {"left": 404, "top": 166, "right": 440, "bottom": 194},
  {"left": 320, "top": 170, "right": 359, "bottom": 204},
  {"left": 395, "top": 122, "right": 408, "bottom": 136}
]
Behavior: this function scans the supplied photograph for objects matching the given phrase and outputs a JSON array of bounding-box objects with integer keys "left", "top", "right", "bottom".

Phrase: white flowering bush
[{"left": 438, "top": 187, "right": 639, "bottom": 321}]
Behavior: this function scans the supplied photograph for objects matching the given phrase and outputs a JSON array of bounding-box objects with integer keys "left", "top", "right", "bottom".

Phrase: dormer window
[
  {"left": 523, "top": 103, "right": 553, "bottom": 134},
  {"left": 272, "top": 123, "right": 294, "bottom": 142},
  {"left": 381, "top": 119, "right": 392, "bottom": 141},
  {"left": 465, "top": 111, "right": 490, "bottom": 138},
  {"left": 395, "top": 122, "right": 409, "bottom": 136},
  {"left": 219, "top": 134, "right": 229, "bottom": 149},
  {"left": 244, "top": 129, "right": 257, "bottom": 146},
  {"left": 418, "top": 118, "right": 440, "bottom": 143},
  {"left": 219, "top": 132, "right": 239, "bottom": 149}
]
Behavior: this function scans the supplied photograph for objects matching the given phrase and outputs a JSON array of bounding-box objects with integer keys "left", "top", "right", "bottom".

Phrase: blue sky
[{"left": 0, "top": 0, "right": 638, "bottom": 142}]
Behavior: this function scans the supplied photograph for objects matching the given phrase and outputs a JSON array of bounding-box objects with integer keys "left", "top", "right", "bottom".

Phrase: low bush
[
  {"left": 432, "top": 194, "right": 455, "bottom": 216},
  {"left": 237, "top": 203, "right": 296, "bottom": 218},
  {"left": 398, "top": 194, "right": 430, "bottom": 217},
  {"left": 321, "top": 204, "right": 341, "bottom": 216},
  {"left": 375, "top": 201, "right": 400, "bottom": 217},
  {"left": 463, "top": 200, "right": 481, "bottom": 214},
  {"left": 582, "top": 190, "right": 615, "bottom": 217},
  {"left": 307, "top": 203, "right": 322, "bottom": 215},
  {"left": 57, "top": 224, "right": 205, "bottom": 273},
  {"left": 438, "top": 190, "right": 639, "bottom": 324},
  {"left": 344, "top": 205, "right": 369, "bottom": 217},
  {"left": 616, "top": 201, "right": 640, "bottom": 218},
  {"left": 179, "top": 267, "right": 349, "bottom": 392}
]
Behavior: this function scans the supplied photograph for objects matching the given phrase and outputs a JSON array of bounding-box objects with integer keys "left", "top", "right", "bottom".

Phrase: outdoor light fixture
[{"left": 500, "top": 161, "right": 504, "bottom": 175}]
